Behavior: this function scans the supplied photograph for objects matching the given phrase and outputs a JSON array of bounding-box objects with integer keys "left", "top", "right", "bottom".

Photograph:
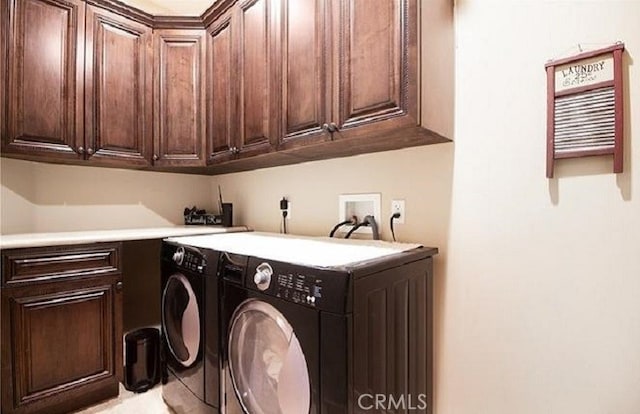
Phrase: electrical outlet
[
  {"left": 391, "top": 199, "right": 405, "bottom": 224},
  {"left": 280, "top": 197, "right": 291, "bottom": 220},
  {"left": 338, "top": 193, "right": 381, "bottom": 235}
]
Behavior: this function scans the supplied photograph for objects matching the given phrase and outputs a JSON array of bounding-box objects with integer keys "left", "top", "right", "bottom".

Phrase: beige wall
[
  {"left": 0, "top": 159, "right": 36, "bottom": 234},
  {"left": 440, "top": 2, "right": 640, "bottom": 413},
  {"left": 0, "top": 158, "right": 214, "bottom": 234},
  {"left": 212, "top": 144, "right": 454, "bottom": 244},
  {"left": 421, "top": 0, "right": 455, "bottom": 138}
]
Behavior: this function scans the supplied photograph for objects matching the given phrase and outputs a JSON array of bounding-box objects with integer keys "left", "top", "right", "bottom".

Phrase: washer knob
[
  {"left": 254, "top": 262, "right": 273, "bottom": 291},
  {"left": 173, "top": 247, "right": 185, "bottom": 265}
]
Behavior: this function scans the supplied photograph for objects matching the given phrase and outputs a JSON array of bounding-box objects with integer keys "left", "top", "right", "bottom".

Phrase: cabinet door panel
[
  {"left": 207, "top": 13, "right": 235, "bottom": 164},
  {"left": 278, "top": 0, "right": 330, "bottom": 148},
  {"left": 1, "top": 0, "right": 7, "bottom": 142},
  {"left": 237, "top": 0, "right": 275, "bottom": 157},
  {"left": 85, "top": 6, "right": 152, "bottom": 166},
  {"left": 9, "top": 284, "right": 117, "bottom": 411},
  {"left": 335, "top": 0, "right": 416, "bottom": 133},
  {"left": 3, "top": 0, "right": 84, "bottom": 158},
  {"left": 154, "top": 30, "right": 206, "bottom": 166}
]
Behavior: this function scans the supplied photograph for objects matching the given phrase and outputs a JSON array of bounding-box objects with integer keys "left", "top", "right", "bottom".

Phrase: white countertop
[
  {"left": 166, "top": 232, "right": 423, "bottom": 268},
  {"left": 0, "top": 226, "right": 250, "bottom": 250}
]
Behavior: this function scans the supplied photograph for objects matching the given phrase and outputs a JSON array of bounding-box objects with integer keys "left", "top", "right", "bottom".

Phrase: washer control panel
[
  {"left": 173, "top": 246, "right": 206, "bottom": 274},
  {"left": 275, "top": 273, "right": 323, "bottom": 307},
  {"left": 246, "top": 257, "right": 350, "bottom": 313}
]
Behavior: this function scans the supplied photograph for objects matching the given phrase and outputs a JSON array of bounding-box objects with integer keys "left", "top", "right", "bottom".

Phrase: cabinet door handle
[
  {"left": 323, "top": 123, "right": 339, "bottom": 133},
  {"left": 153, "top": 154, "right": 159, "bottom": 161},
  {"left": 77, "top": 146, "right": 85, "bottom": 154},
  {"left": 86, "top": 148, "right": 94, "bottom": 155},
  {"left": 116, "top": 281, "right": 123, "bottom": 291}
]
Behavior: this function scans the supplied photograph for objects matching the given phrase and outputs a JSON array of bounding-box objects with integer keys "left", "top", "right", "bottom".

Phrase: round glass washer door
[
  {"left": 229, "top": 299, "right": 311, "bottom": 414},
  {"left": 162, "top": 273, "right": 200, "bottom": 367}
]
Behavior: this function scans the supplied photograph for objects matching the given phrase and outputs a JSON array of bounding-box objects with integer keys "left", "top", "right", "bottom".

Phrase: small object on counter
[
  {"left": 184, "top": 204, "right": 233, "bottom": 227},
  {"left": 221, "top": 203, "right": 233, "bottom": 227}
]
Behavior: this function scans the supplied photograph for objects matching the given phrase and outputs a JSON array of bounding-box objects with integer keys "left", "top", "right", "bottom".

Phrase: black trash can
[{"left": 124, "top": 327, "right": 160, "bottom": 393}]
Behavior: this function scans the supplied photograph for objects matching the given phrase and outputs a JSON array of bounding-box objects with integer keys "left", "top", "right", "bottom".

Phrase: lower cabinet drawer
[{"left": 2, "top": 243, "right": 121, "bottom": 286}]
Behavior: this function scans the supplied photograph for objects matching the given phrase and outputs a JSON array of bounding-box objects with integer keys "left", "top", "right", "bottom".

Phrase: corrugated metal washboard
[{"left": 545, "top": 43, "right": 625, "bottom": 178}]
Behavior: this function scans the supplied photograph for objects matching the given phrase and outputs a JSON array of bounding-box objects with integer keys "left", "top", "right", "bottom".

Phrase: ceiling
[{"left": 119, "top": 0, "right": 215, "bottom": 16}]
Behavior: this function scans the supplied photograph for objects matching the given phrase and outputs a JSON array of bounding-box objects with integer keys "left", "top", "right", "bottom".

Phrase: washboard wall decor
[{"left": 545, "top": 43, "right": 625, "bottom": 178}]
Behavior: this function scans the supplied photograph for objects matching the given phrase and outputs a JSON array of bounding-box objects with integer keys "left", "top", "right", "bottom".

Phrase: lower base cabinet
[{"left": 1, "top": 243, "right": 123, "bottom": 414}]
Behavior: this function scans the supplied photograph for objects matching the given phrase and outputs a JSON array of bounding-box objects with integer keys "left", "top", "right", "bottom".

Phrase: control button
[
  {"left": 310, "top": 297, "right": 316, "bottom": 304},
  {"left": 313, "top": 285, "right": 322, "bottom": 297},
  {"left": 254, "top": 262, "right": 273, "bottom": 291}
]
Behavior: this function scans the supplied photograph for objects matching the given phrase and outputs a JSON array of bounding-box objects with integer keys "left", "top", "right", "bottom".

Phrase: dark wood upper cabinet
[
  {"left": 205, "top": 0, "right": 278, "bottom": 164},
  {"left": 154, "top": 29, "right": 206, "bottom": 166},
  {"left": 84, "top": 6, "right": 153, "bottom": 166},
  {"left": 2, "top": 0, "right": 85, "bottom": 159},
  {"left": 206, "top": 10, "right": 236, "bottom": 164},
  {"left": 1, "top": 0, "right": 445, "bottom": 174},
  {"left": 276, "top": 0, "right": 331, "bottom": 150},
  {"left": 272, "top": 0, "right": 421, "bottom": 153},
  {"left": 333, "top": 0, "right": 417, "bottom": 136},
  {"left": 235, "top": 0, "right": 277, "bottom": 158},
  {"left": 1, "top": 0, "right": 6, "bottom": 143}
]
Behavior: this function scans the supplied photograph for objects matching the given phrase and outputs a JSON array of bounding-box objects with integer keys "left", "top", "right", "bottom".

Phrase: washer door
[
  {"left": 228, "top": 299, "right": 311, "bottom": 414},
  {"left": 162, "top": 273, "right": 200, "bottom": 367}
]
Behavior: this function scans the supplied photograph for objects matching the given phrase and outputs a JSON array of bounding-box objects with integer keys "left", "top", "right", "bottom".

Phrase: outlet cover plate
[{"left": 391, "top": 199, "right": 405, "bottom": 224}]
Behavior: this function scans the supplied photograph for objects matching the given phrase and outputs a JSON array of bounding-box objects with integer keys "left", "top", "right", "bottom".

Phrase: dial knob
[
  {"left": 173, "top": 247, "right": 185, "bottom": 265},
  {"left": 254, "top": 262, "right": 273, "bottom": 291}
]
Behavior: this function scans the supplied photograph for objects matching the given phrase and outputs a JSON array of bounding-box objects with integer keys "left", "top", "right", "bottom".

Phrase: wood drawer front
[{"left": 2, "top": 243, "right": 121, "bottom": 286}]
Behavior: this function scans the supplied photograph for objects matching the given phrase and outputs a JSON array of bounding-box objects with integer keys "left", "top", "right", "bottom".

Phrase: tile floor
[{"left": 73, "top": 385, "right": 172, "bottom": 414}]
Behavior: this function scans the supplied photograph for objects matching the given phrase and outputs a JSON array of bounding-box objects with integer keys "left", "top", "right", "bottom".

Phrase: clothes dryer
[{"left": 160, "top": 242, "right": 220, "bottom": 413}]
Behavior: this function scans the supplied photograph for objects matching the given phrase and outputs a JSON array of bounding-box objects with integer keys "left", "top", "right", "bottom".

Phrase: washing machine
[
  {"left": 170, "top": 232, "right": 437, "bottom": 414},
  {"left": 160, "top": 241, "right": 221, "bottom": 413},
  {"left": 219, "top": 252, "right": 325, "bottom": 414}
]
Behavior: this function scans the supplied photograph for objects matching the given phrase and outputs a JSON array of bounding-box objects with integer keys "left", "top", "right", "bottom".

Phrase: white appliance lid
[{"left": 165, "top": 232, "right": 423, "bottom": 268}]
